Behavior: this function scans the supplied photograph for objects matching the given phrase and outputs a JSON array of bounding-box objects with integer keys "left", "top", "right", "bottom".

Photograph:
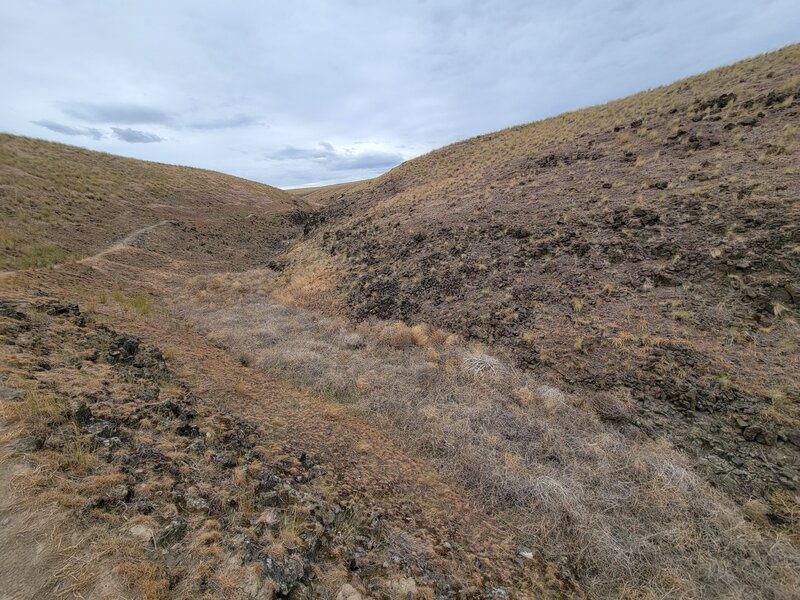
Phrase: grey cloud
[
  {"left": 270, "top": 144, "right": 334, "bottom": 160},
  {"left": 111, "top": 127, "right": 164, "bottom": 143},
  {"left": 32, "top": 120, "right": 103, "bottom": 139},
  {"left": 62, "top": 102, "right": 172, "bottom": 125},
  {"left": 267, "top": 143, "right": 403, "bottom": 172},
  {"left": 186, "top": 113, "right": 264, "bottom": 130},
  {"left": 329, "top": 150, "right": 403, "bottom": 171},
  {"left": 2, "top": 1, "right": 798, "bottom": 186}
]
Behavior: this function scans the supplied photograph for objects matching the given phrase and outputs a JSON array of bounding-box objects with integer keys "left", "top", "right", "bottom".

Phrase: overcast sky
[{"left": 1, "top": 1, "right": 798, "bottom": 188}]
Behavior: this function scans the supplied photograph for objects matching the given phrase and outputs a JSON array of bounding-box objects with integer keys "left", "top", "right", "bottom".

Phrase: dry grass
[
  {"left": 1, "top": 387, "right": 65, "bottom": 433},
  {"left": 286, "top": 178, "right": 373, "bottom": 208},
  {"left": 0, "top": 131, "right": 305, "bottom": 273},
  {"left": 176, "top": 277, "right": 800, "bottom": 599}
]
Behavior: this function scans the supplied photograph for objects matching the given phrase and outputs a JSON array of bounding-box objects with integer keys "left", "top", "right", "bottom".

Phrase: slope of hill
[
  {"left": 0, "top": 139, "right": 586, "bottom": 598},
  {"left": 286, "top": 46, "right": 800, "bottom": 510},
  {"left": 0, "top": 134, "right": 308, "bottom": 271},
  {"left": 1, "top": 47, "right": 799, "bottom": 600}
]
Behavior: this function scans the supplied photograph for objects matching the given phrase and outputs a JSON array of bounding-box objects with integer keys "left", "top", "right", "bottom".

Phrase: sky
[{"left": 1, "top": 1, "right": 798, "bottom": 188}]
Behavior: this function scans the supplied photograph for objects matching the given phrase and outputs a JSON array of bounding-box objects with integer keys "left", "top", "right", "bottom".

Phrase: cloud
[
  {"left": 62, "top": 102, "right": 172, "bottom": 125},
  {"left": 330, "top": 150, "right": 403, "bottom": 171},
  {"left": 111, "top": 127, "right": 164, "bottom": 143},
  {"left": 267, "top": 142, "right": 403, "bottom": 172},
  {"left": 186, "top": 113, "right": 264, "bottom": 130},
  {"left": 2, "top": 1, "right": 799, "bottom": 186},
  {"left": 32, "top": 120, "right": 103, "bottom": 139}
]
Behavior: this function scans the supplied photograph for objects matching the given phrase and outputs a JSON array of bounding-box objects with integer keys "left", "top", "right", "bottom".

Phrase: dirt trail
[
  {"left": 78, "top": 220, "right": 171, "bottom": 265},
  {"left": 86, "top": 290, "right": 580, "bottom": 595},
  {"left": 0, "top": 220, "right": 172, "bottom": 282}
]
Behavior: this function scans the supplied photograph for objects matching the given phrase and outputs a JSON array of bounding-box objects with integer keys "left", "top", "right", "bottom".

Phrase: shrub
[
  {"left": 378, "top": 322, "right": 415, "bottom": 349},
  {"left": 461, "top": 352, "right": 505, "bottom": 378}
]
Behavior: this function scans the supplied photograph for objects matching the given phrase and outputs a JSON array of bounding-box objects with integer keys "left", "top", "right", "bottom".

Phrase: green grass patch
[
  {"left": 0, "top": 243, "right": 74, "bottom": 270},
  {"left": 110, "top": 288, "right": 154, "bottom": 315}
]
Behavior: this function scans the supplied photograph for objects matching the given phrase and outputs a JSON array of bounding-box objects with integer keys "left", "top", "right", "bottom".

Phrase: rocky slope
[
  {"left": 1, "top": 297, "right": 580, "bottom": 598},
  {"left": 287, "top": 46, "right": 800, "bottom": 514}
]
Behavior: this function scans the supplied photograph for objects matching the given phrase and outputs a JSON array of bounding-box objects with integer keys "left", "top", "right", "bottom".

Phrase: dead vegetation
[
  {"left": 178, "top": 271, "right": 800, "bottom": 599},
  {"left": 3, "top": 297, "right": 577, "bottom": 599}
]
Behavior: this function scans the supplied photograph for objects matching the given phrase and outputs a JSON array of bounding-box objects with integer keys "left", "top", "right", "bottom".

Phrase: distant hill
[
  {"left": 288, "top": 45, "right": 800, "bottom": 505},
  {"left": 0, "top": 134, "right": 308, "bottom": 271},
  {"left": 287, "top": 179, "right": 373, "bottom": 208}
]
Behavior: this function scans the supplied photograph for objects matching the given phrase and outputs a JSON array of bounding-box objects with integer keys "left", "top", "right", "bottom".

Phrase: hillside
[
  {"left": 0, "top": 139, "right": 586, "bottom": 598},
  {"left": 285, "top": 45, "right": 800, "bottom": 509},
  {"left": 1, "top": 47, "right": 799, "bottom": 600},
  {"left": 0, "top": 134, "right": 308, "bottom": 271}
]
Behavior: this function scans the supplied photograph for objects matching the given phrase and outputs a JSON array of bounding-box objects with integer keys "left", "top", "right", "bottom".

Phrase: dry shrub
[
  {"left": 514, "top": 386, "right": 535, "bottom": 406},
  {"left": 115, "top": 560, "right": 170, "bottom": 599},
  {"left": 461, "top": 352, "right": 505, "bottom": 379},
  {"left": 1, "top": 387, "right": 65, "bottom": 433},
  {"left": 584, "top": 391, "right": 630, "bottom": 422},
  {"left": 174, "top": 283, "right": 800, "bottom": 600},
  {"left": 378, "top": 322, "right": 415, "bottom": 349},
  {"left": 410, "top": 323, "right": 431, "bottom": 346}
]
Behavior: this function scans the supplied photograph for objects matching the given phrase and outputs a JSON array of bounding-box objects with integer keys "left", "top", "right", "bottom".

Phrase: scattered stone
[
  {"left": 216, "top": 450, "right": 238, "bottom": 468},
  {"left": 756, "top": 430, "right": 777, "bottom": 446},
  {"left": 175, "top": 420, "right": 200, "bottom": 437},
  {"left": 517, "top": 547, "right": 534, "bottom": 560},
  {"left": 385, "top": 576, "right": 417, "bottom": 599},
  {"left": 87, "top": 421, "right": 115, "bottom": 439},
  {"left": 158, "top": 517, "right": 188, "bottom": 546},
  {"left": 335, "top": 583, "right": 363, "bottom": 600},
  {"left": 42, "top": 301, "right": 80, "bottom": 317},
  {"left": 0, "top": 301, "right": 28, "bottom": 320},
  {"left": 159, "top": 399, "right": 181, "bottom": 416},
  {"left": 742, "top": 425, "right": 763, "bottom": 442},
  {"left": 0, "top": 387, "right": 24, "bottom": 401},
  {"left": 788, "top": 430, "right": 800, "bottom": 448},
  {"left": 184, "top": 495, "right": 209, "bottom": 512},
  {"left": 187, "top": 437, "right": 206, "bottom": 453},
  {"left": 129, "top": 524, "right": 155, "bottom": 545},
  {"left": 107, "top": 334, "right": 140, "bottom": 364},
  {"left": 65, "top": 400, "right": 92, "bottom": 425},
  {"left": 9, "top": 436, "right": 44, "bottom": 452}
]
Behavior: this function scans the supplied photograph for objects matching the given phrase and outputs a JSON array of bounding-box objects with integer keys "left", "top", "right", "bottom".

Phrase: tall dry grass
[{"left": 175, "top": 272, "right": 800, "bottom": 599}]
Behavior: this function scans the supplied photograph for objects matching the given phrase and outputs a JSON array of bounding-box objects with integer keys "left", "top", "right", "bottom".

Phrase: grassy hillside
[
  {"left": 0, "top": 134, "right": 308, "bottom": 270},
  {"left": 287, "top": 45, "right": 800, "bottom": 509}
]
